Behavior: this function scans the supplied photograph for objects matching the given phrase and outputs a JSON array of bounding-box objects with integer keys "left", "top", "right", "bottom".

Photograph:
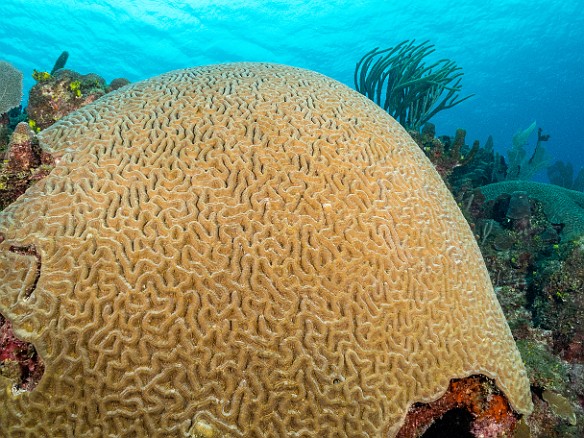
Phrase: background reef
[{"left": 411, "top": 126, "right": 584, "bottom": 437}]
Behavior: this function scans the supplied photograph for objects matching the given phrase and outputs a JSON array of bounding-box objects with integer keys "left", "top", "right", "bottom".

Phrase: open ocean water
[{"left": 1, "top": 0, "right": 583, "bottom": 173}]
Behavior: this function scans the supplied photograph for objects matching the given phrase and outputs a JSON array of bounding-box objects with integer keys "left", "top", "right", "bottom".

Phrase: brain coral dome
[{"left": 0, "top": 62, "right": 532, "bottom": 437}]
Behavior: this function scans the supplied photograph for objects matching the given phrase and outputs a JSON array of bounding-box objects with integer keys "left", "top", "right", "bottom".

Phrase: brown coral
[
  {"left": 0, "top": 61, "right": 23, "bottom": 116},
  {"left": 0, "top": 63, "right": 531, "bottom": 437}
]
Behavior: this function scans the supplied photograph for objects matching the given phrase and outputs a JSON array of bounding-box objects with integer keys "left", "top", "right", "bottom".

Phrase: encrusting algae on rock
[
  {"left": 0, "top": 63, "right": 532, "bottom": 437},
  {"left": 0, "top": 121, "right": 55, "bottom": 209}
]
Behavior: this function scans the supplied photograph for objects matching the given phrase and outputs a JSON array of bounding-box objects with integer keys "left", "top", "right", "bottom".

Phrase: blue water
[{"left": 2, "top": 0, "right": 583, "bottom": 172}]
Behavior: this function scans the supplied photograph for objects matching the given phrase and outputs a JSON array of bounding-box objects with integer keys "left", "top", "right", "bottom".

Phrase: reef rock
[
  {"left": 27, "top": 69, "right": 109, "bottom": 131},
  {"left": 0, "top": 63, "right": 532, "bottom": 437},
  {"left": 0, "top": 122, "right": 53, "bottom": 209}
]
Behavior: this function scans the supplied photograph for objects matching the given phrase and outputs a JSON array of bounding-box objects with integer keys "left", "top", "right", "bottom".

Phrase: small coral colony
[{"left": 0, "top": 41, "right": 582, "bottom": 436}]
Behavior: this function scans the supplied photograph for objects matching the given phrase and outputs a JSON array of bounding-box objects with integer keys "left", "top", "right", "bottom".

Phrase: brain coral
[
  {"left": 0, "top": 63, "right": 532, "bottom": 437},
  {"left": 480, "top": 180, "right": 584, "bottom": 240}
]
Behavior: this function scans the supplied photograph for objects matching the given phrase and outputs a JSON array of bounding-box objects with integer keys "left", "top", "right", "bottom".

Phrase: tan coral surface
[{"left": 0, "top": 63, "right": 532, "bottom": 437}]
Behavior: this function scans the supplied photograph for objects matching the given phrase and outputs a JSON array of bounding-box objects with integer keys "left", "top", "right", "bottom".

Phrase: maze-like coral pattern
[{"left": 0, "top": 63, "right": 532, "bottom": 437}]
